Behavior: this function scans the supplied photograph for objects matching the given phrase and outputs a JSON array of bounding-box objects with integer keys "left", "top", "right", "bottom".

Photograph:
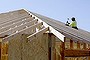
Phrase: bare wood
[
  {"left": 58, "top": 29, "right": 90, "bottom": 44},
  {"left": 54, "top": 49, "right": 56, "bottom": 60},
  {"left": 55, "top": 42, "right": 61, "bottom": 60},
  {"left": 0, "top": 10, "right": 28, "bottom": 24},
  {"left": 77, "top": 41, "right": 80, "bottom": 49},
  {"left": 0, "top": 41, "right": 1, "bottom": 60},
  {"left": 65, "top": 49, "right": 90, "bottom": 57},
  {"left": 0, "top": 38, "right": 2, "bottom": 60},
  {"left": 48, "top": 33, "right": 52, "bottom": 60},
  {"left": 0, "top": 15, "right": 29, "bottom": 28},
  {"left": 61, "top": 37, "right": 65, "bottom": 60},
  {"left": 0, "top": 19, "right": 38, "bottom": 37},
  {"left": 83, "top": 43, "right": 86, "bottom": 49},
  {"left": 61, "top": 42, "right": 65, "bottom": 60},
  {"left": 0, "top": 18, "right": 35, "bottom": 33},
  {"left": 49, "top": 27, "right": 65, "bottom": 42},
  {"left": 55, "top": 44, "right": 61, "bottom": 55},
  {"left": 88, "top": 56, "right": 90, "bottom": 60},
  {"left": 51, "top": 34, "right": 56, "bottom": 60},
  {"left": 27, "top": 27, "right": 49, "bottom": 41},
  {"left": 28, "top": 11, "right": 65, "bottom": 42},
  {"left": 2, "top": 22, "right": 43, "bottom": 42},
  {"left": 70, "top": 39, "right": 73, "bottom": 49}
]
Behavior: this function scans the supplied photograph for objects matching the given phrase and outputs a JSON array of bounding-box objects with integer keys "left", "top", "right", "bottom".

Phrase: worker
[
  {"left": 66, "top": 17, "right": 78, "bottom": 30},
  {"left": 70, "top": 17, "right": 78, "bottom": 29}
]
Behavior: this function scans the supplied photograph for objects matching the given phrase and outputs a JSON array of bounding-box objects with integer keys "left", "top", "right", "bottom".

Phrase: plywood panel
[
  {"left": 8, "top": 35, "right": 22, "bottom": 60},
  {"left": 21, "top": 33, "right": 48, "bottom": 60},
  {"left": 51, "top": 34, "right": 56, "bottom": 60}
]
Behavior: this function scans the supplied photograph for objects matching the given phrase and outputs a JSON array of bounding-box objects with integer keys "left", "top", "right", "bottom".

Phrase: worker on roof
[{"left": 66, "top": 17, "right": 78, "bottom": 30}]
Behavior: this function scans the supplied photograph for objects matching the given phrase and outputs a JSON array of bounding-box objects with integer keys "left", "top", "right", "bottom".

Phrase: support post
[
  {"left": 83, "top": 43, "right": 86, "bottom": 49},
  {"left": 0, "top": 38, "right": 2, "bottom": 60},
  {"left": 0, "top": 42, "right": 1, "bottom": 60},
  {"left": 88, "top": 56, "right": 90, "bottom": 60},
  {"left": 48, "top": 33, "right": 56, "bottom": 60},
  {"left": 48, "top": 33, "right": 52, "bottom": 60},
  {"left": 77, "top": 41, "right": 80, "bottom": 49},
  {"left": 51, "top": 34, "right": 56, "bottom": 60},
  {"left": 61, "top": 37, "right": 65, "bottom": 60},
  {"left": 70, "top": 39, "right": 73, "bottom": 49}
]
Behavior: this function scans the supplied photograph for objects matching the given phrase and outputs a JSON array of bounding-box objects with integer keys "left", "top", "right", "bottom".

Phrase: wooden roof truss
[{"left": 1, "top": 9, "right": 65, "bottom": 43}]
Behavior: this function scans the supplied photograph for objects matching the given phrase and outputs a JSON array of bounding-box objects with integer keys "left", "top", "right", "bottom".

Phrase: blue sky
[{"left": 0, "top": 0, "right": 90, "bottom": 32}]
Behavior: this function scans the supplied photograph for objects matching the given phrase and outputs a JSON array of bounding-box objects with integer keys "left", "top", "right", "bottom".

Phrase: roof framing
[
  {"left": 0, "top": 9, "right": 65, "bottom": 42},
  {"left": 24, "top": 9, "right": 65, "bottom": 42}
]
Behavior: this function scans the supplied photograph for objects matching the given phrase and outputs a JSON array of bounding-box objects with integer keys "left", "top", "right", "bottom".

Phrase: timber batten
[{"left": 0, "top": 9, "right": 90, "bottom": 60}]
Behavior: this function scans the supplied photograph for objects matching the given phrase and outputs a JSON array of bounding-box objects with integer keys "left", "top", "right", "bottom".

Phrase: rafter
[
  {"left": 0, "top": 16, "right": 34, "bottom": 28},
  {"left": 0, "top": 19, "right": 38, "bottom": 37},
  {"left": 25, "top": 11, "right": 65, "bottom": 42},
  {"left": 0, "top": 18, "right": 35, "bottom": 33},
  {"left": 3, "top": 22, "right": 43, "bottom": 42},
  {"left": 27, "top": 27, "right": 49, "bottom": 41}
]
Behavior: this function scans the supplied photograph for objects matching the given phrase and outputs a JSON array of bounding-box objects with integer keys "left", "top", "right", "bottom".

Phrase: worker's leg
[{"left": 72, "top": 27, "right": 78, "bottom": 30}]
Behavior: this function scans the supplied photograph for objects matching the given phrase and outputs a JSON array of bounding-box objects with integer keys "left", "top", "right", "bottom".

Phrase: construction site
[{"left": 0, "top": 9, "right": 90, "bottom": 60}]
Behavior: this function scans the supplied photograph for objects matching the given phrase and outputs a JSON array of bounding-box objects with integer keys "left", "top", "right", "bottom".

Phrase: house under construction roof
[{"left": 0, "top": 9, "right": 90, "bottom": 60}]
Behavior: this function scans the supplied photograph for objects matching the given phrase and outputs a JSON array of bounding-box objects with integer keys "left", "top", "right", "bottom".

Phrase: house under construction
[{"left": 0, "top": 9, "right": 90, "bottom": 60}]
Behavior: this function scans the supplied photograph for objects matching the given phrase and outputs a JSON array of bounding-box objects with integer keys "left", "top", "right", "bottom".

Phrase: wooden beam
[
  {"left": 70, "top": 40, "right": 73, "bottom": 49},
  {"left": 0, "top": 14, "right": 28, "bottom": 26},
  {"left": 49, "top": 27, "right": 65, "bottom": 42},
  {"left": 55, "top": 46, "right": 61, "bottom": 57},
  {"left": 0, "top": 16, "right": 30, "bottom": 28},
  {"left": 54, "top": 49, "right": 56, "bottom": 60},
  {"left": 48, "top": 33, "right": 52, "bottom": 60},
  {"left": 83, "top": 43, "right": 86, "bottom": 49},
  {"left": 26, "top": 11, "right": 65, "bottom": 42},
  {"left": 88, "top": 56, "right": 90, "bottom": 60},
  {"left": 0, "top": 40, "right": 1, "bottom": 60},
  {"left": 51, "top": 34, "right": 56, "bottom": 60},
  {"left": 0, "top": 18, "right": 35, "bottom": 33},
  {"left": 61, "top": 37, "right": 65, "bottom": 60},
  {"left": 65, "top": 49, "right": 90, "bottom": 57},
  {"left": 77, "top": 41, "right": 80, "bottom": 49},
  {"left": 27, "top": 27, "right": 49, "bottom": 41},
  {"left": 2, "top": 22, "right": 43, "bottom": 42},
  {"left": 57, "top": 29, "right": 90, "bottom": 44},
  {"left": 0, "top": 19, "right": 38, "bottom": 37}
]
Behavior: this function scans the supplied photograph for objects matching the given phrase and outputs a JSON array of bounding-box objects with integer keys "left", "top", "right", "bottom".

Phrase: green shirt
[{"left": 69, "top": 21, "right": 77, "bottom": 27}]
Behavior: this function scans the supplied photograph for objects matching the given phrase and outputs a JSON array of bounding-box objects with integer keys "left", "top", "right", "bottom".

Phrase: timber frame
[{"left": 0, "top": 9, "right": 90, "bottom": 60}]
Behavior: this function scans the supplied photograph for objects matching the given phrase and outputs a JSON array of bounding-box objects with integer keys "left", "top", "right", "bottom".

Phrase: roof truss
[{"left": 1, "top": 9, "right": 65, "bottom": 42}]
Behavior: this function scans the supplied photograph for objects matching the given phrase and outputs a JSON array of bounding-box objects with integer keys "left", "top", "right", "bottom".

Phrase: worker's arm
[
  {"left": 69, "top": 22, "right": 73, "bottom": 26},
  {"left": 69, "top": 21, "right": 77, "bottom": 27}
]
